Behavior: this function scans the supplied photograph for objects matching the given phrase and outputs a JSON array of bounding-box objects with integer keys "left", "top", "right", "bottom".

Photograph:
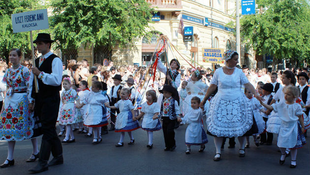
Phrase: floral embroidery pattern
[
  {"left": 58, "top": 89, "right": 78, "bottom": 125},
  {"left": 0, "top": 96, "right": 33, "bottom": 141}
]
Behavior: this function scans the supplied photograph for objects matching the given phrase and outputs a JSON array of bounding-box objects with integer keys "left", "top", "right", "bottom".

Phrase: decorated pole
[{"left": 11, "top": 9, "right": 50, "bottom": 93}]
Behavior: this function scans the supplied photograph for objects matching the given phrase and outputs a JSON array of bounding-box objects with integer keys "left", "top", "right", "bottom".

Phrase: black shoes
[
  {"left": 213, "top": 153, "right": 221, "bottom": 161},
  {"left": 26, "top": 153, "right": 39, "bottom": 162},
  {"left": 115, "top": 143, "right": 124, "bottom": 147},
  {"left": 185, "top": 149, "right": 191, "bottom": 154},
  {"left": 128, "top": 139, "right": 135, "bottom": 145},
  {"left": 29, "top": 162, "right": 48, "bottom": 174},
  {"left": 62, "top": 139, "right": 75, "bottom": 143},
  {"left": 290, "top": 160, "right": 297, "bottom": 168},
  {"left": 0, "top": 159, "right": 14, "bottom": 168},
  {"left": 147, "top": 144, "right": 153, "bottom": 149},
  {"left": 48, "top": 155, "right": 64, "bottom": 167},
  {"left": 199, "top": 145, "right": 206, "bottom": 152}
]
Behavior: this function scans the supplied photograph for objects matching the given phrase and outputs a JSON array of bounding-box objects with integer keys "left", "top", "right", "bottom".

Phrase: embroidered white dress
[
  {"left": 184, "top": 80, "right": 208, "bottom": 114},
  {"left": 272, "top": 102, "right": 303, "bottom": 148},
  {"left": 182, "top": 108, "right": 208, "bottom": 145},
  {"left": 82, "top": 91, "right": 109, "bottom": 127},
  {"left": 0, "top": 65, "right": 36, "bottom": 141},
  {"left": 115, "top": 99, "right": 140, "bottom": 132},
  {"left": 141, "top": 102, "right": 161, "bottom": 131},
  {"left": 58, "top": 88, "right": 78, "bottom": 125},
  {"left": 77, "top": 89, "right": 90, "bottom": 120},
  {"left": 207, "top": 68, "right": 253, "bottom": 137}
]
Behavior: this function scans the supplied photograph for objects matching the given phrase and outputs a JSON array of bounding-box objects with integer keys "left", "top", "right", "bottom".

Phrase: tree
[
  {"left": 241, "top": 0, "right": 310, "bottom": 66},
  {"left": 50, "top": 0, "right": 154, "bottom": 52},
  {"left": 0, "top": 0, "right": 43, "bottom": 61}
]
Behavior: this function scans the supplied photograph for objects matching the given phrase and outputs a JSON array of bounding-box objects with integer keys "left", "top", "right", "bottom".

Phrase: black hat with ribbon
[
  {"left": 112, "top": 74, "right": 122, "bottom": 81},
  {"left": 33, "top": 33, "right": 55, "bottom": 43}
]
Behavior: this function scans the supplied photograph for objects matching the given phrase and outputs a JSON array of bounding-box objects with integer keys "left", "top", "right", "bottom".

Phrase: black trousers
[
  {"left": 162, "top": 117, "right": 176, "bottom": 149},
  {"left": 110, "top": 98, "right": 119, "bottom": 128},
  {"left": 260, "top": 118, "right": 273, "bottom": 144},
  {"left": 35, "top": 95, "right": 62, "bottom": 163}
]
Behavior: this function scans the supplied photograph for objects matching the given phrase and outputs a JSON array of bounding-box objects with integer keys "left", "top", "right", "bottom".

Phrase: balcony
[{"left": 146, "top": 0, "right": 182, "bottom": 9}]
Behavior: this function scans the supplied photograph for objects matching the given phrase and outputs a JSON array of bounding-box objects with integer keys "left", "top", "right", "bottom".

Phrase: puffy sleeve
[
  {"left": 23, "top": 67, "right": 34, "bottom": 103},
  {"left": 2, "top": 70, "right": 8, "bottom": 84},
  {"left": 128, "top": 101, "right": 134, "bottom": 110},
  {"left": 271, "top": 103, "right": 279, "bottom": 113},
  {"left": 114, "top": 100, "right": 120, "bottom": 108},
  {"left": 240, "top": 69, "right": 249, "bottom": 85},
  {"left": 153, "top": 103, "right": 160, "bottom": 113},
  {"left": 210, "top": 69, "right": 219, "bottom": 86},
  {"left": 140, "top": 102, "right": 147, "bottom": 113},
  {"left": 295, "top": 104, "right": 303, "bottom": 116}
]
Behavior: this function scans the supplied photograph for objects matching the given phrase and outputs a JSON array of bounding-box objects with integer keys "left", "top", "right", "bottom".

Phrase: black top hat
[
  {"left": 297, "top": 72, "right": 309, "bottom": 81},
  {"left": 33, "top": 33, "right": 54, "bottom": 43},
  {"left": 262, "top": 83, "right": 274, "bottom": 92},
  {"left": 159, "top": 85, "right": 179, "bottom": 103},
  {"left": 112, "top": 74, "right": 122, "bottom": 81}
]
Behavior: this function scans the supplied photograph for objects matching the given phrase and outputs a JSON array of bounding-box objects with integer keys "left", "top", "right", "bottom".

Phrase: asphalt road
[{"left": 0, "top": 124, "right": 309, "bottom": 175}]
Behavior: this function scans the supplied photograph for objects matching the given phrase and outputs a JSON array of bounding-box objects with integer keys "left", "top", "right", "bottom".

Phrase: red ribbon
[{"left": 152, "top": 41, "right": 166, "bottom": 84}]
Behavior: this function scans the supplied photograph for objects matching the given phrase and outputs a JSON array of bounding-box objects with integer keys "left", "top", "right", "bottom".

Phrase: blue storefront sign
[
  {"left": 152, "top": 12, "right": 160, "bottom": 22},
  {"left": 204, "top": 17, "right": 209, "bottom": 26},
  {"left": 209, "top": 22, "right": 234, "bottom": 32},
  {"left": 241, "top": 0, "right": 256, "bottom": 15},
  {"left": 182, "top": 15, "right": 204, "bottom": 25},
  {"left": 184, "top": 26, "right": 193, "bottom": 36}
]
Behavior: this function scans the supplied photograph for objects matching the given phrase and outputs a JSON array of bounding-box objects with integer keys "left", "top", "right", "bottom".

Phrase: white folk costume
[
  {"left": 182, "top": 108, "right": 208, "bottom": 145},
  {"left": 249, "top": 97, "right": 265, "bottom": 134},
  {"left": 179, "top": 88, "right": 187, "bottom": 115},
  {"left": 82, "top": 91, "right": 109, "bottom": 127},
  {"left": 271, "top": 102, "right": 306, "bottom": 148},
  {"left": 0, "top": 65, "right": 38, "bottom": 141},
  {"left": 267, "top": 86, "right": 285, "bottom": 134},
  {"left": 141, "top": 102, "right": 161, "bottom": 131},
  {"left": 207, "top": 68, "right": 253, "bottom": 137},
  {"left": 184, "top": 80, "right": 208, "bottom": 114},
  {"left": 77, "top": 88, "right": 90, "bottom": 120},
  {"left": 58, "top": 88, "right": 78, "bottom": 125},
  {"left": 114, "top": 99, "right": 140, "bottom": 132}
]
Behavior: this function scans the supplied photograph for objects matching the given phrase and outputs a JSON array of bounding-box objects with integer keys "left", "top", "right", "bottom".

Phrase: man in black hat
[
  {"left": 29, "top": 33, "right": 63, "bottom": 173},
  {"left": 108, "top": 74, "right": 123, "bottom": 131}
]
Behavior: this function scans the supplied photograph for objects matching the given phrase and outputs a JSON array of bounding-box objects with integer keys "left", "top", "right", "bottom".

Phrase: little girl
[
  {"left": 77, "top": 81, "right": 109, "bottom": 144},
  {"left": 77, "top": 80, "right": 90, "bottom": 134},
  {"left": 183, "top": 70, "right": 208, "bottom": 114},
  {"left": 134, "top": 90, "right": 161, "bottom": 149},
  {"left": 108, "top": 88, "right": 140, "bottom": 147},
  {"left": 179, "top": 81, "right": 188, "bottom": 116},
  {"left": 244, "top": 88, "right": 265, "bottom": 147},
  {"left": 260, "top": 85, "right": 306, "bottom": 168},
  {"left": 178, "top": 96, "right": 208, "bottom": 154},
  {"left": 58, "top": 77, "right": 79, "bottom": 143}
]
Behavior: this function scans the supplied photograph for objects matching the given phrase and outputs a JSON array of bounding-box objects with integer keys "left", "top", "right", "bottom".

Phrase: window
[
  {"left": 213, "top": 37, "right": 219, "bottom": 48},
  {"left": 226, "top": 40, "right": 231, "bottom": 50}
]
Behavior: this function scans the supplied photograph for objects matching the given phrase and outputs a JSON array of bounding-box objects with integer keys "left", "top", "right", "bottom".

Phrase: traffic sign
[
  {"left": 241, "top": 0, "right": 256, "bottom": 15},
  {"left": 184, "top": 26, "right": 193, "bottom": 36}
]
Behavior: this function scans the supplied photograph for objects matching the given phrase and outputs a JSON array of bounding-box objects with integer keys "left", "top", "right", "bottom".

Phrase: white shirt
[
  {"left": 156, "top": 59, "right": 181, "bottom": 89},
  {"left": 298, "top": 84, "right": 310, "bottom": 106},
  {"left": 38, "top": 51, "right": 63, "bottom": 86},
  {"left": 109, "top": 84, "right": 121, "bottom": 98}
]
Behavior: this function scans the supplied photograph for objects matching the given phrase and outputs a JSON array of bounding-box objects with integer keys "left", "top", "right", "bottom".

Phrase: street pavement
[{"left": 0, "top": 124, "right": 309, "bottom": 175}]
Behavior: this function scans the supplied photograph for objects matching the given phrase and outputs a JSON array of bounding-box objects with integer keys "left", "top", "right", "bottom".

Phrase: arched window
[
  {"left": 226, "top": 40, "right": 231, "bottom": 50},
  {"left": 213, "top": 37, "right": 219, "bottom": 48}
]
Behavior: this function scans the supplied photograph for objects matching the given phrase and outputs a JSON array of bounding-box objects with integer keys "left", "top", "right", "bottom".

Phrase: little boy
[
  {"left": 109, "top": 74, "right": 123, "bottom": 131},
  {"left": 260, "top": 83, "right": 274, "bottom": 145},
  {"left": 297, "top": 72, "right": 310, "bottom": 137},
  {"left": 270, "top": 72, "right": 281, "bottom": 93},
  {"left": 159, "top": 85, "right": 181, "bottom": 151},
  {"left": 126, "top": 78, "right": 136, "bottom": 104}
]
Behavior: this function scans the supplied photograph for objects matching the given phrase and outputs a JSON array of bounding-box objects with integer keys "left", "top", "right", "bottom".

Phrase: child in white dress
[
  {"left": 108, "top": 88, "right": 140, "bottom": 147},
  {"left": 58, "top": 78, "right": 78, "bottom": 143},
  {"left": 77, "top": 81, "right": 109, "bottom": 144},
  {"left": 134, "top": 90, "right": 161, "bottom": 149},
  {"left": 77, "top": 80, "right": 90, "bottom": 134},
  {"left": 178, "top": 96, "right": 208, "bottom": 154},
  {"left": 183, "top": 70, "right": 208, "bottom": 114},
  {"left": 179, "top": 81, "right": 188, "bottom": 116},
  {"left": 260, "top": 85, "right": 306, "bottom": 168}
]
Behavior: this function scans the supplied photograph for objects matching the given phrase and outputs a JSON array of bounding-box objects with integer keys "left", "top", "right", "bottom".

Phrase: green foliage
[
  {"left": 241, "top": 0, "right": 310, "bottom": 62},
  {"left": 50, "top": 0, "right": 154, "bottom": 50},
  {"left": 0, "top": 0, "right": 43, "bottom": 60}
]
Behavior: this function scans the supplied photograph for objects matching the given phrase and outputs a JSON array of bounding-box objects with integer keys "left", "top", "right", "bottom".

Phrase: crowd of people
[{"left": 0, "top": 33, "right": 309, "bottom": 174}]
